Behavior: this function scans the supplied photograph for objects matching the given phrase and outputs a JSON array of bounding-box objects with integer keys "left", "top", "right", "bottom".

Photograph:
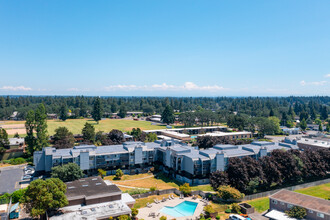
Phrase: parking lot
[{"left": 0, "top": 165, "right": 25, "bottom": 194}]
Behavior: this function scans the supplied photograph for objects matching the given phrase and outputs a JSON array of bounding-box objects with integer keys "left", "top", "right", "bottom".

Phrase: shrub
[
  {"left": 217, "top": 185, "right": 244, "bottom": 201},
  {"left": 124, "top": 188, "right": 149, "bottom": 195},
  {"left": 149, "top": 186, "right": 157, "bottom": 192},
  {"left": 159, "top": 216, "right": 167, "bottom": 220},
  {"left": 115, "top": 169, "right": 124, "bottom": 180},
  {"left": 216, "top": 215, "right": 220, "bottom": 220},
  {"left": 225, "top": 209, "right": 231, "bottom": 213},
  {"left": 131, "top": 208, "right": 138, "bottom": 217},
  {"left": 10, "top": 157, "right": 26, "bottom": 165},
  {"left": 179, "top": 183, "right": 192, "bottom": 196},
  {"left": 231, "top": 203, "right": 241, "bottom": 214},
  {"left": 203, "top": 205, "right": 215, "bottom": 217},
  {"left": 285, "top": 206, "right": 307, "bottom": 219}
]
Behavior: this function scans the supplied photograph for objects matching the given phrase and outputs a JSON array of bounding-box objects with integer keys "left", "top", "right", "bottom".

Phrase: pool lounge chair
[
  {"left": 149, "top": 212, "right": 156, "bottom": 217},
  {"left": 171, "top": 195, "right": 175, "bottom": 199},
  {"left": 162, "top": 197, "right": 167, "bottom": 202},
  {"left": 168, "top": 195, "right": 172, "bottom": 200},
  {"left": 154, "top": 199, "right": 159, "bottom": 204}
]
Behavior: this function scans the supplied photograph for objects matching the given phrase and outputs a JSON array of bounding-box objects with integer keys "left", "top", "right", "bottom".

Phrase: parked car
[
  {"left": 25, "top": 170, "right": 35, "bottom": 175},
  {"left": 22, "top": 175, "right": 32, "bottom": 180},
  {"left": 229, "top": 214, "right": 246, "bottom": 220}
]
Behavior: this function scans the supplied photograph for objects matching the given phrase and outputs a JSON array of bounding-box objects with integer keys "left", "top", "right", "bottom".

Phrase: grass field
[
  {"left": 2, "top": 118, "right": 167, "bottom": 136},
  {"left": 191, "top": 184, "right": 214, "bottom": 192},
  {"left": 105, "top": 173, "right": 181, "bottom": 190},
  {"left": 247, "top": 183, "right": 330, "bottom": 213}
]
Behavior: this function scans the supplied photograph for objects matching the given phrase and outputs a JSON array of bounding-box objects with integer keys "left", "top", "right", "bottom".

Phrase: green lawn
[
  {"left": 295, "top": 183, "right": 330, "bottom": 199},
  {"left": 191, "top": 184, "right": 214, "bottom": 192},
  {"left": 246, "top": 197, "right": 269, "bottom": 213},
  {"left": 3, "top": 118, "right": 167, "bottom": 136}
]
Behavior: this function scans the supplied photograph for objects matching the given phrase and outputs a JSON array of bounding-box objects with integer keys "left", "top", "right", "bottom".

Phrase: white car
[
  {"left": 22, "top": 175, "right": 32, "bottom": 180},
  {"left": 229, "top": 214, "right": 246, "bottom": 220},
  {"left": 25, "top": 170, "right": 35, "bottom": 175}
]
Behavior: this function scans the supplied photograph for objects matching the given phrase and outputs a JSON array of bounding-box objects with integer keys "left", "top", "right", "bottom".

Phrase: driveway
[{"left": 0, "top": 165, "right": 25, "bottom": 194}]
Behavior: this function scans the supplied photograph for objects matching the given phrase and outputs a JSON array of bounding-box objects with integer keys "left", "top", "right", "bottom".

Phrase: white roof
[
  {"left": 121, "top": 193, "right": 135, "bottom": 204},
  {"left": 198, "top": 131, "right": 251, "bottom": 137},
  {"left": 265, "top": 210, "right": 297, "bottom": 220},
  {"left": 297, "top": 138, "right": 330, "bottom": 148}
]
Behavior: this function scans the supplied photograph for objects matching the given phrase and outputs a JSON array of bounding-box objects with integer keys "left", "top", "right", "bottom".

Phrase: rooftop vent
[
  {"left": 79, "top": 179, "right": 86, "bottom": 182},
  {"left": 96, "top": 183, "right": 102, "bottom": 185},
  {"left": 92, "top": 178, "right": 98, "bottom": 180},
  {"left": 68, "top": 186, "right": 75, "bottom": 189},
  {"left": 82, "top": 184, "right": 89, "bottom": 187}
]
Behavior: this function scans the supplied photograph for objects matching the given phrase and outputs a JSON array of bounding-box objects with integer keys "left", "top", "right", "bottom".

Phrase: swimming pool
[{"left": 160, "top": 201, "right": 198, "bottom": 217}]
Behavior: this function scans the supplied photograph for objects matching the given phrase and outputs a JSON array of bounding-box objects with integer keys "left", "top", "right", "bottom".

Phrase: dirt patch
[{"left": 6, "top": 129, "right": 26, "bottom": 135}]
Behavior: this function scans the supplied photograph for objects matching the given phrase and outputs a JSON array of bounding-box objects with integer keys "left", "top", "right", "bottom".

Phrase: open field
[
  {"left": 246, "top": 183, "right": 330, "bottom": 213},
  {"left": 1, "top": 119, "right": 167, "bottom": 136},
  {"left": 191, "top": 184, "right": 214, "bottom": 191},
  {"left": 105, "top": 173, "right": 181, "bottom": 190}
]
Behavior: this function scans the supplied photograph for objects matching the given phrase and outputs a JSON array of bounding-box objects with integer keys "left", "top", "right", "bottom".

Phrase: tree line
[{"left": 210, "top": 148, "right": 330, "bottom": 194}]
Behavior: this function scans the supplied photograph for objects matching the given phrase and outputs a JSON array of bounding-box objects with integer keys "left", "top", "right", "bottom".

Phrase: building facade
[{"left": 34, "top": 140, "right": 298, "bottom": 185}]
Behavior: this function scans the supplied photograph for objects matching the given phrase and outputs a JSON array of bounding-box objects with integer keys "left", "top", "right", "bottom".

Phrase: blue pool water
[
  {"left": 160, "top": 201, "right": 198, "bottom": 217},
  {"left": 190, "top": 136, "right": 197, "bottom": 138}
]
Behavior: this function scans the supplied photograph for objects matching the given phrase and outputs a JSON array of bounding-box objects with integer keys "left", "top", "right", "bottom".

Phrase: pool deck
[{"left": 137, "top": 196, "right": 206, "bottom": 220}]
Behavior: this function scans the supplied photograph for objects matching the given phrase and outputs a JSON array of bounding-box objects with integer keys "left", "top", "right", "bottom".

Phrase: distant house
[
  {"left": 0, "top": 138, "right": 25, "bottom": 160},
  {"left": 266, "top": 189, "right": 330, "bottom": 220},
  {"left": 47, "top": 113, "right": 58, "bottom": 119},
  {"left": 9, "top": 111, "right": 18, "bottom": 120}
]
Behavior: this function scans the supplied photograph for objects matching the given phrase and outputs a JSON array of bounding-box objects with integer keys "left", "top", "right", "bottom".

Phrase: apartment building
[{"left": 34, "top": 140, "right": 298, "bottom": 185}]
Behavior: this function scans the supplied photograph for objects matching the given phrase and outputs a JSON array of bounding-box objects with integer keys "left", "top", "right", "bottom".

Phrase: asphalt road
[{"left": 0, "top": 165, "right": 25, "bottom": 194}]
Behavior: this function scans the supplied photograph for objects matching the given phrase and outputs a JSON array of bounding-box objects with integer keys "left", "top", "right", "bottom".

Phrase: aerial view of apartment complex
[{"left": 0, "top": 1, "right": 330, "bottom": 220}]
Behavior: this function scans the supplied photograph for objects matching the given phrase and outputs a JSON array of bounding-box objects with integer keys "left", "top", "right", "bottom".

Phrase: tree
[
  {"left": 118, "top": 105, "right": 127, "bottom": 118},
  {"left": 53, "top": 127, "right": 75, "bottom": 149},
  {"left": 146, "top": 133, "right": 157, "bottom": 142},
  {"left": 98, "top": 169, "right": 106, "bottom": 179},
  {"left": 108, "top": 129, "right": 124, "bottom": 144},
  {"left": 203, "top": 205, "right": 215, "bottom": 217},
  {"left": 34, "top": 103, "right": 49, "bottom": 151},
  {"left": 92, "top": 97, "right": 103, "bottom": 123},
  {"left": 115, "top": 169, "right": 124, "bottom": 180},
  {"left": 210, "top": 171, "right": 229, "bottom": 190},
  {"left": 11, "top": 188, "right": 26, "bottom": 203},
  {"left": 319, "top": 123, "right": 323, "bottom": 131},
  {"left": 300, "top": 118, "right": 307, "bottom": 130},
  {"left": 59, "top": 104, "right": 68, "bottom": 121},
  {"left": 20, "top": 178, "right": 68, "bottom": 218},
  {"left": 285, "top": 206, "right": 307, "bottom": 219},
  {"left": 82, "top": 122, "right": 95, "bottom": 143},
  {"left": 320, "top": 106, "right": 328, "bottom": 120},
  {"left": 231, "top": 203, "right": 241, "bottom": 214},
  {"left": 179, "top": 183, "right": 192, "bottom": 196},
  {"left": 217, "top": 185, "right": 244, "bottom": 201},
  {"left": 0, "top": 128, "right": 9, "bottom": 149},
  {"left": 25, "top": 110, "right": 36, "bottom": 155},
  {"left": 51, "top": 163, "right": 84, "bottom": 182},
  {"left": 161, "top": 105, "right": 175, "bottom": 125}
]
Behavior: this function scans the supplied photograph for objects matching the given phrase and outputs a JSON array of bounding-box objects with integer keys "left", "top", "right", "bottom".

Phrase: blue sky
[{"left": 0, "top": 0, "right": 330, "bottom": 96}]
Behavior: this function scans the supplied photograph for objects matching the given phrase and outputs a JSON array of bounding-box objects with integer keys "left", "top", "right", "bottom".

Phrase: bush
[
  {"left": 131, "top": 208, "right": 138, "bottom": 217},
  {"left": 179, "top": 183, "right": 192, "bottom": 196},
  {"left": 115, "top": 169, "right": 124, "bottom": 180},
  {"left": 118, "top": 215, "right": 131, "bottom": 220},
  {"left": 216, "top": 215, "right": 220, "bottom": 220},
  {"left": 98, "top": 169, "right": 107, "bottom": 179},
  {"left": 203, "top": 205, "right": 215, "bottom": 217},
  {"left": 225, "top": 209, "right": 231, "bottom": 213},
  {"left": 124, "top": 188, "right": 149, "bottom": 195},
  {"left": 231, "top": 203, "right": 241, "bottom": 214},
  {"left": 217, "top": 185, "right": 244, "bottom": 201},
  {"left": 285, "top": 206, "right": 307, "bottom": 219},
  {"left": 159, "top": 216, "right": 167, "bottom": 220},
  {"left": 9, "top": 157, "right": 26, "bottom": 165},
  {"left": 149, "top": 186, "right": 157, "bottom": 192}
]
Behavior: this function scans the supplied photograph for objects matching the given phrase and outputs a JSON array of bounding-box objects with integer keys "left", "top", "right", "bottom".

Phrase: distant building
[
  {"left": 47, "top": 113, "right": 58, "bottom": 119},
  {"left": 266, "top": 189, "right": 330, "bottom": 220},
  {"left": 280, "top": 126, "right": 300, "bottom": 135},
  {"left": 0, "top": 138, "right": 25, "bottom": 160},
  {"left": 49, "top": 176, "right": 135, "bottom": 220},
  {"left": 296, "top": 138, "right": 330, "bottom": 151}
]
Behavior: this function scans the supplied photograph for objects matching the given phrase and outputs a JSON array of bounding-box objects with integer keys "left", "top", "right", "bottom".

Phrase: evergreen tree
[
  {"left": 59, "top": 104, "right": 68, "bottom": 121},
  {"left": 25, "top": 110, "right": 36, "bottom": 155},
  {"left": 92, "top": 97, "right": 103, "bottom": 123},
  {"left": 161, "top": 105, "right": 175, "bottom": 125},
  {"left": 118, "top": 105, "right": 127, "bottom": 118},
  {"left": 82, "top": 123, "right": 95, "bottom": 143},
  {"left": 0, "top": 128, "right": 9, "bottom": 149},
  {"left": 300, "top": 118, "right": 307, "bottom": 131},
  {"left": 0, "top": 97, "right": 5, "bottom": 108},
  {"left": 34, "top": 104, "right": 49, "bottom": 151},
  {"left": 53, "top": 127, "right": 75, "bottom": 149},
  {"left": 320, "top": 106, "right": 328, "bottom": 120},
  {"left": 269, "top": 109, "right": 275, "bottom": 117},
  {"left": 319, "top": 123, "right": 323, "bottom": 131}
]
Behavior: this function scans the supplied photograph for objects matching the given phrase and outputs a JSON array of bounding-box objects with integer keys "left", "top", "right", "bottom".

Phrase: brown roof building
[
  {"left": 268, "top": 189, "right": 330, "bottom": 220},
  {"left": 66, "top": 176, "right": 122, "bottom": 206}
]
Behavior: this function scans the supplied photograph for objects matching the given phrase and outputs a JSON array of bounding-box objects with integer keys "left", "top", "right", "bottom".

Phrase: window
[
  {"left": 287, "top": 204, "right": 293, "bottom": 208},
  {"left": 272, "top": 200, "right": 278, "bottom": 204},
  {"left": 308, "top": 210, "right": 313, "bottom": 214},
  {"left": 317, "top": 213, "right": 324, "bottom": 218},
  {"left": 280, "top": 202, "right": 284, "bottom": 205}
]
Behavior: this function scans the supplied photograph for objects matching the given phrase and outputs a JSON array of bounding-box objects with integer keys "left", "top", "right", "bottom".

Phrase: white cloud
[
  {"left": 104, "top": 82, "right": 227, "bottom": 92},
  {"left": 67, "top": 88, "right": 80, "bottom": 91},
  {"left": 300, "top": 80, "right": 327, "bottom": 86},
  {"left": 0, "top": 86, "right": 32, "bottom": 91},
  {"left": 325, "top": 74, "right": 330, "bottom": 78}
]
